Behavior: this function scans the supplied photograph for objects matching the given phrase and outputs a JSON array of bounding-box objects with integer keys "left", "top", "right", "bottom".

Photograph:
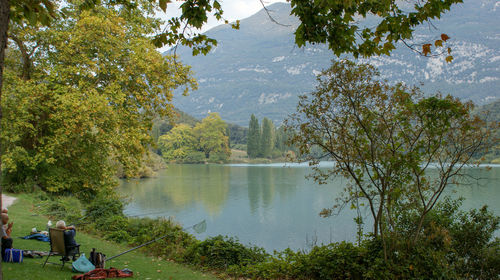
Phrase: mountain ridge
[{"left": 168, "top": 1, "right": 500, "bottom": 126}]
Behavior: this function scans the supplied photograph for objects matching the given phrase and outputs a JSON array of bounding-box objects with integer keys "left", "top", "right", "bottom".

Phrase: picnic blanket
[{"left": 20, "top": 233, "right": 50, "bottom": 242}]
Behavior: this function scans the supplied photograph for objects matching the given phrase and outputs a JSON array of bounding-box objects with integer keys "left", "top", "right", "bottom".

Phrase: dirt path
[{"left": 2, "top": 194, "right": 17, "bottom": 209}]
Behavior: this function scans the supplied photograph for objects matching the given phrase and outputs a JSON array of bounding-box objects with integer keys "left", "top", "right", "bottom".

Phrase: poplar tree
[
  {"left": 261, "top": 118, "right": 274, "bottom": 158},
  {"left": 247, "top": 114, "right": 261, "bottom": 158}
]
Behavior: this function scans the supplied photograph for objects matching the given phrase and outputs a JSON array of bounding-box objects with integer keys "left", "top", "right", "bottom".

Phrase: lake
[{"left": 119, "top": 163, "right": 500, "bottom": 252}]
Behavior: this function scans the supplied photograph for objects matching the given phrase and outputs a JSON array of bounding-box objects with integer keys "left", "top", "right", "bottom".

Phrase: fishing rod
[
  {"left": 127, "top": 210, "right": 172, "bottom": 218},
  {"left": 71, "top": 209, "right": 174, "bottom": 227},
  {"left": 105, "top": 219, "right": 206, "bottom": 262}
]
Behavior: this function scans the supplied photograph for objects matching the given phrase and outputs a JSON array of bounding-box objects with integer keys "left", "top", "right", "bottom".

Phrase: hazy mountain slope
[{"left": 170, "top": 1, "right": 500, "bottom": 126}]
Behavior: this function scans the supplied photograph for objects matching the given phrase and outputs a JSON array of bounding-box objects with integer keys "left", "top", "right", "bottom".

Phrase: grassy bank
[{"left": 2, "top": 194, "right": 216, "bottom": 280}]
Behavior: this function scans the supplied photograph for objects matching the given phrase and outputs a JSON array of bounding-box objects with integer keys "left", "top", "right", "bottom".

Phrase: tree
[
  {"left": 158, "top": 124, "right": 197, "bottom": 162},
  {"left": 247, "top": 114, "right": 261, "bottom": 158},
  {"left": 285, "top": 60, "right": 493, "bottom": 260},
  {"left": 289, "top": 0, "right": 458, "bottom": 59},
  {"left": 1, "top": 4, "right": 195, "bottom": 195},
  {"left": 0, "top": 0, "right": 232, "bottom": 277},
  {"left": 193, "top": 113, "right": 230, "bottom": 161},
  {"left": 260, "top": 117, "right": 274, "bottom": 158}
]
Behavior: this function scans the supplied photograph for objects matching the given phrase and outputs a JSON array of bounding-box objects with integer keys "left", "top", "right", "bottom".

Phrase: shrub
[
  {"left": 85, "top": 193, "right": 124, "bottom": 222},
  {"left": 96, "top": 215, "right": 131, "bottom": 243},
  {"left": 448, "top": 205, "right": 500, "bottom": 279},
  {"left": 38, "top": 196, "right": 84, "bottom": 224},
  {"left": 126, "top": 217, "right": 198, "bottom": 261},
  {"left": 182, "top": 151, "right": 206, "bottom": 163},
  {"left": 208, "top": 151, "right": 229, "bottom": 163},
  {"left": 184, "top": 235, "right": 268, "bottom": 270}
]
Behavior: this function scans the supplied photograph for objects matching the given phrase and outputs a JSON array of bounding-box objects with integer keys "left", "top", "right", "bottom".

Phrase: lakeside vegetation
[
  {"left": 10, "top": 190, "right": 499, "bottom": 280},
  {"left": 3, "top": 193, "right": 216, "bottom": 280},
  {"left": 1, "top": 0, "right": 499, "bottom": 279}
]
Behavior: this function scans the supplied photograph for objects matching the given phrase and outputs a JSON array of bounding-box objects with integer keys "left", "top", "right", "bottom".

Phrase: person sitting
[
  {"left": 1, "top": 213, "right": 13, "bottom": 258},
  {"left": 56, "top": 220, "right": 79, "bottom": 261}
]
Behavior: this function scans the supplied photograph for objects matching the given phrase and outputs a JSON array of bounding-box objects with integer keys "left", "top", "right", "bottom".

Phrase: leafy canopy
[
  {"left": 9, "top": 0, "right": 239, "bottom": 56},
  {"left": 158, "top": 113, "right": 230, "bottom": 163},
  {"left": 289, "top": 0, "right": 460, "bottom": 59},
  {"left": 2, "top": 3, "right": 195, "bottom": 195},
  {"left": 10, "top": 0, "right": 462, "bottom": 58}
]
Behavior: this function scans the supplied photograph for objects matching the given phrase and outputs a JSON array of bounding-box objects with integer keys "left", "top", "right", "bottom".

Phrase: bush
[
  {"left": 38, "top": 196, "right": 84, "bottom": 224},
  {"left": 208, "top": 151, "right": 230, "bottom": 163},
  {"left": 184, "top": 236, "right": 268, "bottom": 270},
  {"left": 127, "top": 217, "right": 197, "bottom": 261},
  {"left": 448, "top": 205, "right": 500, "bottom": 279},
  {"left": 95, "top": 215, "right": 131, "bottom": 242},
  {"left": 85, "top": 193, "right": 124, "bottom": 222},
  {"left": 2, "top": 175, "right": 38, "bottom": 193},
  {"left": 182, "top": 151, "right": 206, "bottom": 163}
]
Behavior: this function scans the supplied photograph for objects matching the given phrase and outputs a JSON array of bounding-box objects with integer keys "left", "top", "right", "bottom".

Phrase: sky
[{"left": 158, "top": 0, "right": 287, "bottom": 51}]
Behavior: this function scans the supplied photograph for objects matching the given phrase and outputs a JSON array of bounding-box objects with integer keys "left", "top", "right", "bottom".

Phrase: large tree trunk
[{"left": 0, "top": 0, "right": 10, "bottom": 279}]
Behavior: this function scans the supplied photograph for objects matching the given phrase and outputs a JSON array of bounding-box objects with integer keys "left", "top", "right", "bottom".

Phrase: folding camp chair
[{"left": 42, "top": 228, "right": 80, "bottom": 269}]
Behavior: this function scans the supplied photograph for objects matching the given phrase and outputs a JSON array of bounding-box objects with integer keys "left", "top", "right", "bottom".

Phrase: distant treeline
[
  {"left": 152, "top": 110, "right": 248, "bottom": 148},
  {"left": 151, "top": 111, "right": 295, "bottom": 161},
  {"left": 247, "top": 114, "right": 294, "bottom": 159}
]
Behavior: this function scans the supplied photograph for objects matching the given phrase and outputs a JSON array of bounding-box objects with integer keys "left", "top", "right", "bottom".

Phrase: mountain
[{"left": 169, "top": 1, "right": 500, "bottom": 126}]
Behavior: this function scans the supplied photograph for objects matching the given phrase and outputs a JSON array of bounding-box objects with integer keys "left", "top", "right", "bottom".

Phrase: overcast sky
[{"left": 158, "top": 0, "right": 287, "bottom": 51}]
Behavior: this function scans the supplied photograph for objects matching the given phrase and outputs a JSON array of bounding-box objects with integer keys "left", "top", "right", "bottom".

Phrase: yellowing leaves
[
  {"left": 2, "top": 5, "right": 196, "bottom": 194},
  {"left": 422, "top": 44, "right": 432, "bottom": 56}
]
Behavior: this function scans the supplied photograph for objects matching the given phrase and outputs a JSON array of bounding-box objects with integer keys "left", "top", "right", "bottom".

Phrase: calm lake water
[{"left": 119, "top": 163, "right": 500, "bottom": 252}]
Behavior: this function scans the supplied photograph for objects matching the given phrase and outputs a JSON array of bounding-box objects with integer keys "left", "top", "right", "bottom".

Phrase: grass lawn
[{"left": 2, "top": 194, "right": 217, "bottom": 280}]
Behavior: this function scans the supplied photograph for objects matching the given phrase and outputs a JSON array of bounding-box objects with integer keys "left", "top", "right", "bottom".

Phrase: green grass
[{"left": 2, "top": 194, "right": 217, "bottom": 280}]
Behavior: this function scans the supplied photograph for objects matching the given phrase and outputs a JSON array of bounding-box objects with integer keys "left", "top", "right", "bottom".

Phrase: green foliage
[
  {"left": 151, "top": 109, "right": 200, "bottom": 145},
  {"left": 2, "top": 4, "right": 195, "bottom": 195},
  {"left": 290, "top": 0, "right": 460, "bottom": 58},
  {"left": 194, "top": 113, "right": 231, "bottom": 160},
  {"left": 286, "top": 60, "right": 492, "bottom": 255},
  {"left": 227, "top": 123, "right": 248, "bottom": 145},
  {"left": 247, "top": 114, "right": 261, "bottom": 158},
  {"left": 185, "top": 235, "right": 268, "bottom": 270},
  {"left": 260, "top": 118, "right": 274, "bottom": 158},
  {"left": 159, "top": 124, "right": 198, "bottom": 162},
  {"left": 85, "top": 193, "right": 125, "bottom": 222},
  {"left": 183, "top": 150, "right": 207, "bottom": 164},
  {"left": 158, "top": 113, "right": 230, "bottom": 163},
  {"left": 37, "top": 196, "right": 84, "bottom": 225},
  {"left": 127, "top": 217, "right": 197, "bottom": 261},
  {"left": 247, "top": 115, "right": 291, "bottom": 160},
  {"left": 34, "top": 192, "right": 499, "bottom": 279}
]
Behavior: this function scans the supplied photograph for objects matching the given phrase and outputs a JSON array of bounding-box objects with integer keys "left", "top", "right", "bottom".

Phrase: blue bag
[
  {"left": 3, "top": 249, "right": 24, "bottom": 263},
  {"left": 72, "top": 253, "right": 95, "bottom": 273}
]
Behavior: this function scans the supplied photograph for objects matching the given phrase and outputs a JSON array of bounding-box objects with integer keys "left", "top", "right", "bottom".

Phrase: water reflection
[
  {"left": 120, "top": 164, "right": 500, "bottom": 251},
  {"left": 121, "top": 165, "right": 230, "bottom": 216}
]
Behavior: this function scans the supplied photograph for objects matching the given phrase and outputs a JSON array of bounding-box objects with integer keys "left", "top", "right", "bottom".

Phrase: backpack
[
  {"left": 89, "top": 248, "right": 106, "bottom": 269},
  {"left": 3, "top": 249, "right": 23, "bottom": 263},
  {"left": 72, "top": 253, "right": 95, "bottom": 273}
]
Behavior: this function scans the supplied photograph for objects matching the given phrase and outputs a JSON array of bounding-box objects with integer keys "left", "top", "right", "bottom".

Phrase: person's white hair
[{"left": 56, "top": 220, "right": 66, "bottom": 229}]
